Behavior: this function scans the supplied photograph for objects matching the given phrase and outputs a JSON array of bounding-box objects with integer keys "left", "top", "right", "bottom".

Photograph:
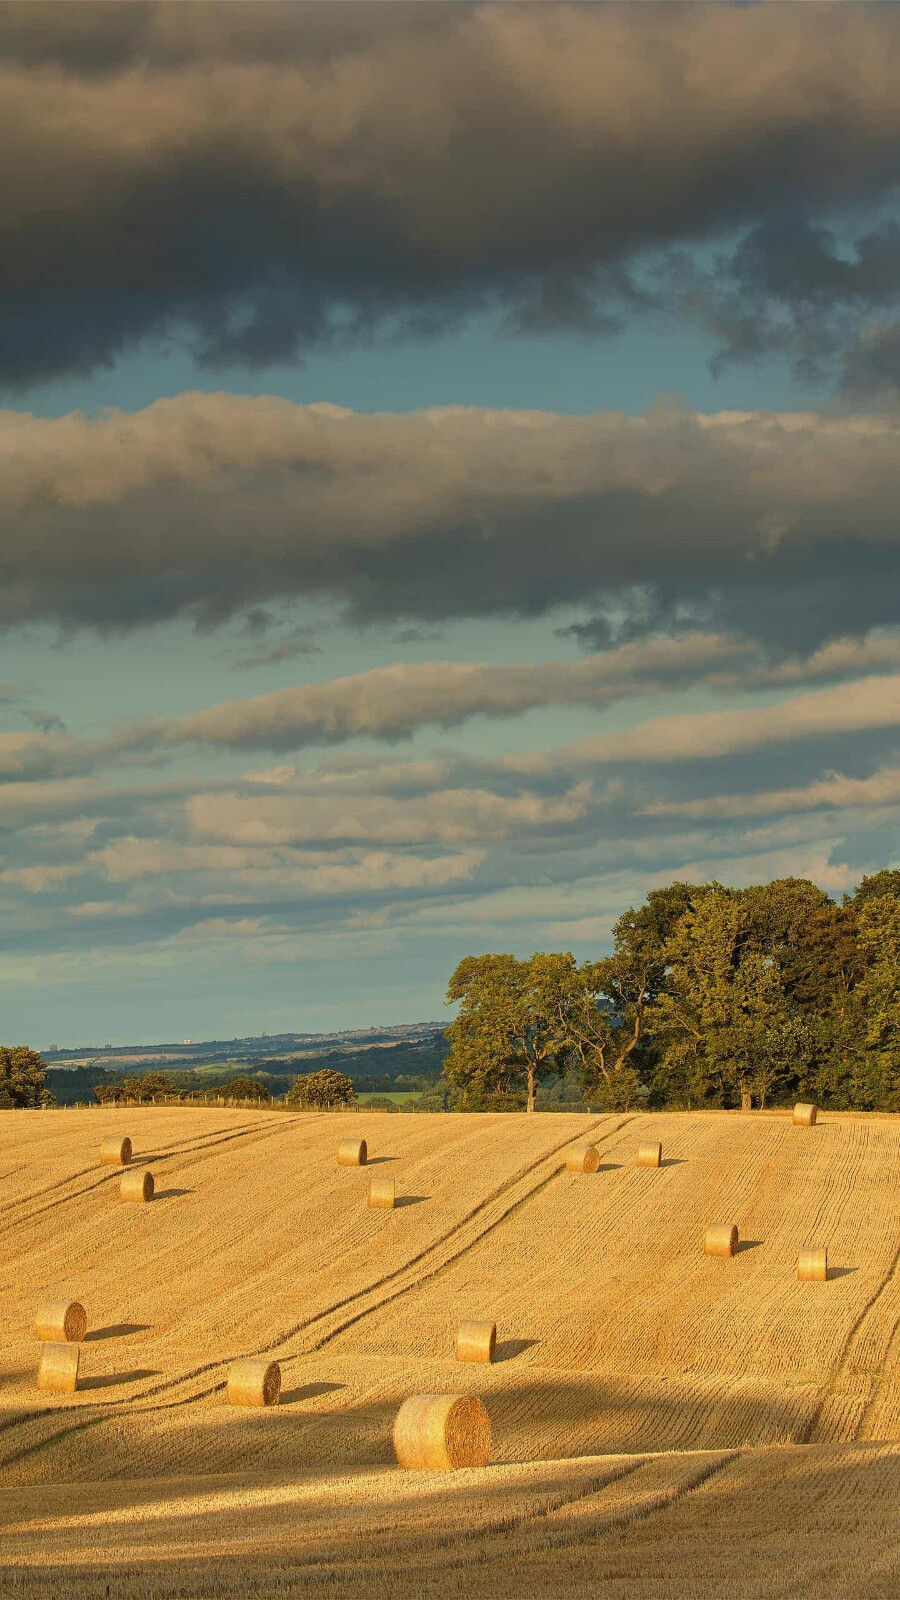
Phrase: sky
[{"left": 4, "top": 0, "right": 900, "bottom": 1047}]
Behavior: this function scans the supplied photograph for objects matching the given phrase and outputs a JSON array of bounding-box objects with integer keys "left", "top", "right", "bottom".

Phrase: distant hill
[{"left": 43, "top": 1023, "right": 450, "bottom": 1104}]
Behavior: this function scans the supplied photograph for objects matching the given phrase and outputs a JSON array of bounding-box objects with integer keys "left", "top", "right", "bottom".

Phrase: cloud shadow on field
[
  {"left": 85, "top": 1323, "right": 151, "bottom": 1341},
  {"left": 494, "top": 1339, "right": 538, "bottom": 1362},
  {"left": 280, "top": 1381, "right": 345, "bottom": 1406},
  {"left": 79, "top": 1369, "right": 160, "bottom": 1390}
]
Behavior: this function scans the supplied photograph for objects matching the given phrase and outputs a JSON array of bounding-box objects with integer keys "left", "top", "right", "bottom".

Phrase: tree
[
  {"left": 286, "top": 1069, "right": 356, "bottom": 1109},
  {"left": 852, "top": 869, "right": 900, "bottom": 907},
  {"left": 444, "top": 952, "right": 574, "bottom": 1112},
  {"left": 855, "top": 894, "right": 900, "bottom": 1109},
  {"left": 0, "top": 1045, "right": 54, "bottom": 1109},
  {"left": 139, "top": 1071, "right": 174, "bottom": 1102},
  {"left": 363, "top": 1095, "right": 400, "bottom": 1112},
  {"left": 651, "top": 890, "right": 789, "bottom": 1109},
  {"left": 567, "top": 884, "right": 707, "bottom": 1109},
  {"left": 218, "top": 1075, "right": 271, "bottom": 1103}
]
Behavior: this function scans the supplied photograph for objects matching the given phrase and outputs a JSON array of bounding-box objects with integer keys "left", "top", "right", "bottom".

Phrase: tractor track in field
[
  {"left": 0, "top": 1116, "right": 311, "bottom": 1236},
  {"left": 0, "top": 1116, "right": 628, "bottom": 1474}
]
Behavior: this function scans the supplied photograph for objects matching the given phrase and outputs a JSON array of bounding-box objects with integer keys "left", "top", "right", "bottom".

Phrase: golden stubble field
[{"left": 3, "top": 1106, "right": 900, "bottom": 1598}]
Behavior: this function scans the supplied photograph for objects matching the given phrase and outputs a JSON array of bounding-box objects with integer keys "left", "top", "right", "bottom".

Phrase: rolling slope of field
[{"left": 2, "top": 1106, "right": 900, "bottom": 1597}]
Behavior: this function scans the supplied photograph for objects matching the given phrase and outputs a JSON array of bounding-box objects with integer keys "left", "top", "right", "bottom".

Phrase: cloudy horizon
[{"left": 3, "top": 1, "right": 900, "bottom": 1046}]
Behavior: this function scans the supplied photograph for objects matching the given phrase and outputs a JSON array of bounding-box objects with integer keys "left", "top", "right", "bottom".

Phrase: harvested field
[{"left": 2, "top": 1106, "right": 900, "bottom": 1596}]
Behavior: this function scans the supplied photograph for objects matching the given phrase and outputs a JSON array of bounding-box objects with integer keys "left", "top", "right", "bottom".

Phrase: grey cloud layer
[
  {"left": 3, "top": 3, "right": 900, "bottom": 388},
  {"left": 6, "top": 396, "right": 900, "bottom": 644},
  {"left": 5, "top": 632, "right": 900, "bottom": 784}
]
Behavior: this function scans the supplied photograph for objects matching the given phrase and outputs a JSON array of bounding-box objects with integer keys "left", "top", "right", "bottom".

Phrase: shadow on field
[
  {"left": 154, "top": 1187, "right": 193, "bottom": 1199},
  {"left": 15, "top": 1445, "right": 900, "bottom": 1600},
  {"left": 85, "top": 1323, "right": 151, "bottom": 1341},
  {"left": 828, "top": 1266, "right": 858, "bottom": 1280},
  {"left": 736, "top": 1239, "right": 764, "bottom": 1253},
  {"left": 494, "top": 1339, "right": 538, "bottom": 1362},
  {"left": 395, "top": 1195, "right": 428, "bottom": 1207},
  {"left": 660, "top": 1158, "right": 686, "bottom": 1168},
  {"left": 80, "top": 1369, "right": 160, "bottom": 1390},
  {"left": 364, "top": 1156, "right": 397, "bottom": 1165},
  {"left": 281, "top": 1381, "right": 345, "bottom": 1406}
]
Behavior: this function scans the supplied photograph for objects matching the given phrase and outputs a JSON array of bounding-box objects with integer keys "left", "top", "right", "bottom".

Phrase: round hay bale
[
  {"left": 35, "top": 1299, "right": 87, "bottom": 1343},
  {"left": 798, "top": 1247, "right": 828, "bottom": 1282},
  {"left": 121, "top": 1168, "right": 154, "bottom": 1203},
  {"left": 393, "top": 1394, "right": 492, "bottom": 1470},
  {"left": 37, "top": 1342, "right": 80, "bottom": 1394},
  {"left": 226, "top": 1358, "right": 281, "bottom": 1407},
  {"left": 565, "top": 1145, "right": 600, "bottom": 1174},
  {"left": 100, "top": 1136, "right": 132, "bottom": 1167},
  {"left": 456, "top": 1321, "right": 496, "bottom": 1364},
  {"left": 793, "top": 1102, "right": 818, "bottom": 1126},
  {"left": 337, "top": 1138, "right": 368, "bottom": 1167},
  {"left": 636, "top": 1141, "right": 662, "bottom": 1168},
  {"left": 368, "top": 1175, "right": 395, "bottom": 1209},
  {"left": 704, "top": 1223, "right": 738, "bottom": 1258}
]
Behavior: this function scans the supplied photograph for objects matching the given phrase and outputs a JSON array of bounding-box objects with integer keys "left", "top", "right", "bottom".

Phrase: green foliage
[
  {"left": 363, "top": 1095, "right": 400, "bottom": 1112},
  {"left": 94, "top": 1070, "right": 176, "bottom": 1104},
  {"left": 855, "top": 895, "right": 900, "bottom": 1109},
  {"left": 217, "top": 1075, "right": 272, "bottom": 1103},
  {"left": 442, "top": 866, "right": 900, "bottom": 1114},
  {"left": 0, "top": 1045, "right": 54, "bottom": 1109},
  {"left": 444, "top": 952, "right": 575, "bottom": 1112},
  {"left": 286, "top": 1068, "right": 357, "bottom": 1109},
  {"left": 852, "top": 870, "right": 900, "bottom": 907}
]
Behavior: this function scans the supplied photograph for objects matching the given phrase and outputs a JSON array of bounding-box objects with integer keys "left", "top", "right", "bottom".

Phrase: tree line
[
  {"left": 441, "top": 871, "right": 900, "bottom": 1113},
  {"left": 3, "top": 870, "right": 897, "bottom": 1114}
]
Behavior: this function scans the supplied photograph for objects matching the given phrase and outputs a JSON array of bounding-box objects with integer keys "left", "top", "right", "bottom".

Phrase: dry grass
[{"left": 3, "top": 1106, "right": 900, "bottom": 1595}]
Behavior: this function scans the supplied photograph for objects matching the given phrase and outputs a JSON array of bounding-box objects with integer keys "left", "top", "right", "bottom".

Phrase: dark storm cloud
[
  {"left": 3, "top": 394, "right": 900, "bottom": 648},
  {"left": 3, "top": 3, "right": 900, "bottom": 389}
]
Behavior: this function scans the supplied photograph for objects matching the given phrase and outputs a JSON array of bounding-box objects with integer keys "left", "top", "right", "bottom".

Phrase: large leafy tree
[
  {"left": 444, "top": 952, "right": 574, "bottom": 1112},
  {"left": 287, "top": 1069, "right": 357, "bottom": 1109},
  {"left": 572, "top": 883, "right": 706, "bottom": 1108},
  {"left": 855, "top": 894, "right": 900, "bottom": 1109},
  {"left": 0, "top": 1046, "right": 54, "bottom": 1109},
  {"left": 651, "top": 890, "right": 791, "bottom": 1109},
  {"left": 218, "top": 1075, "right": 272, "bottom": 1104}
]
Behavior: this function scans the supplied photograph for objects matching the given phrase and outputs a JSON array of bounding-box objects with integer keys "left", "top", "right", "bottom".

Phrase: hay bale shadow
[
  {"left": 85, "top": 1324, "right": 151, "bottom": 1342},
  {"left": 280, "top": 1381, "right": 345, "bottom": 1406},
  {"left": 494, "top": 1338, "right": 538, "bottom": 1362},
  {"left": 79, "top": 1369, "right": 160, "bottom": 1390}
]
